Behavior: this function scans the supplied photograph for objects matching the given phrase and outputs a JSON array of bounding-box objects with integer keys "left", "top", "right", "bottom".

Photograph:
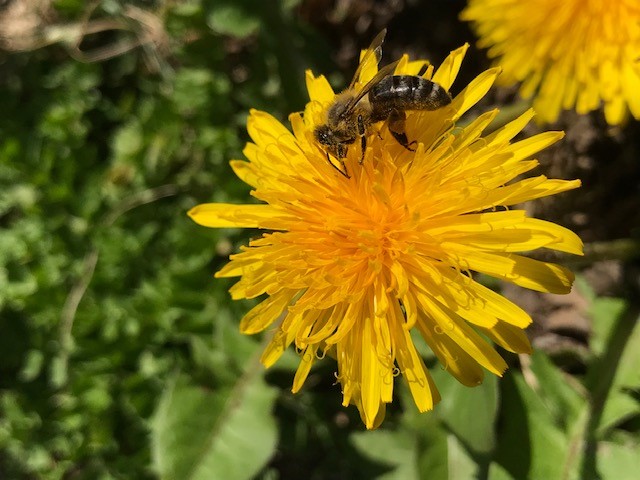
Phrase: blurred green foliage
[{"left": 1, "top": 1, "right": 639, "bottom": 479}]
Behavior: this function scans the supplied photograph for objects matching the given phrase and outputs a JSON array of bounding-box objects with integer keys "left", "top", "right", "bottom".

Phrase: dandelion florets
[
  {"left": 462, "top": 0, "right": 640, "bottom": 125},
  {"left": 189, "top": 42, "right": 583, "bottom": 429}
]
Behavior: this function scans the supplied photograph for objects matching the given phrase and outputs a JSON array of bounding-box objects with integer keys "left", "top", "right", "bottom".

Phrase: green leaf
[
  {"left": 590, "top": 297, "right": 627, "bottom": 357},
  {"left": 610, "top": 308, "right": 640, "bottom": 389},
  {"left": 598, "top": 310, "right": 640, "bottom": 435},
  {"left": 525, "top": 352, "right": 588, "bottom": 477},
  {"left": 599, "top": 393, "right": 640, "bottom": 437},
  {"left": 171, "top": 69, "right": 231, "bottom": 116},
  {"left": 189, "top": 334, "right": 222, "bottom": 374},
  {"left": 350, "top": 429, "right": 419, "bottom": 480},
  {"left": 488, "top": 462, "right": 516, "bottom": 480},
  {"left": 207, "top": 4, "right": 260, "bottom": 38},
  {"left": 214, "top": 306, "right": 263, "bottom": 374},
  {"left": 431, "top": 367, "right": 499, "bottom": 455},
  {"left": 415, "top": 415, "right": 449, "bottom": 480},
  {"left": 597, "top": 439, "right": 640, "bottom": 480},
  {"left": 111, "top": 121, "right": 143, "bottom": 160},
  {"left": 402, "top": 392, "right": 480, "bottom": 480},
  {"left": 528, "top": 350, "right": 587, "bottom": 427},
  {"left": 446, "top": 433, "right": 480, "bottom": 480},
  {"left": 494, "top": 372, "right": 572, "bottom": 480},
  {"left": 151, "top": 371, "right": 278, "bottom": 480},
  {"left": 18, "top": 349, "right": 44, "bottom": 382}
]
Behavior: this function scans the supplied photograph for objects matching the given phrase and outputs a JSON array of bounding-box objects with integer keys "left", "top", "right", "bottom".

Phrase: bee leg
[
  {"left": 388, "top": 110, "right": 417, "bottom": 152},
  {"left": 358, "top": 114, "right": 367, "bottom": 164},
  {"left": 338, "top": 144, "right": 351, "bottom": 177},
  {"left": 339, "top": 159, "right": 350, "bottom": 178},
  {"left": 326, "top": 149, "right": 350, "bottom": 178}
]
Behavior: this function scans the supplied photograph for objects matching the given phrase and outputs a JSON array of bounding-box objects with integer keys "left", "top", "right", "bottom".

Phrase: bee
[{"left": 314, "top": 29, "right": 452, "bottom": 177}]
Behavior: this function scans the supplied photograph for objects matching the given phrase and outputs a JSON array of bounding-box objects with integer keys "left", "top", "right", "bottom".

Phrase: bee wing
[
  {"left": 343, "top": 59, "right": 401, "bottom": 114},
  {"left": 347, "top": 29, "right": 387, "bottom": 90}
]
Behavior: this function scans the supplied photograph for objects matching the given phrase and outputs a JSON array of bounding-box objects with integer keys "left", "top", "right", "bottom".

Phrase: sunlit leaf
[
  {"left": 446, "top": 434, "right": 480, "bottom": 480},
  {"left": 432, "top": 367, "right": 498, "bottom": 455},
  {"left": 528, "top": 350, "right": 587, "bottom": 426},
  {"left": 415, "top": 415, "right": 449, "bottom": 480},
  {"left": 598, "top": 308, "right": 640, "bottom": 435},
  {"left": 151, "top": 372, "right": 278, "bottom": 480},
  {"left": 598, "top": 437, "right": 640, "bottom": 479},
  {"left": 207, "top": 4, "right": 260, "bottom": 38},
  {"left": 488, "top": 462, "right": 517, "bottom": 480},
  {"left": 494, "top": 372, "right": 571, "bottom": 480},
  {"left": 350, "top": 429, "right": 419, "bottom": 480},
  {"left": 590, "top": 297, "right": 627, "bottom": 357}
]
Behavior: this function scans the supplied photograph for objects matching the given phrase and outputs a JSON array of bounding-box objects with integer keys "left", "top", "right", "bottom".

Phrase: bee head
[{"left": 314, "top": 124, "right": 334, "bottom": 147}]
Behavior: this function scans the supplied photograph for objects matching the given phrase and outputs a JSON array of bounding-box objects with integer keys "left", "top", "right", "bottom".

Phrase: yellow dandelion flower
[
  {"left": 188, "top": 42, "right": 583, "bottom": 429},
  {"left": 461, "top": 0, "right": 640, "bottom": 125}
]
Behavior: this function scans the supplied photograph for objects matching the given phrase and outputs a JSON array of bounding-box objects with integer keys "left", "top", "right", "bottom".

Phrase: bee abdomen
[{"left": 369, "top": 75, "right": 451, "bottom": 120}]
